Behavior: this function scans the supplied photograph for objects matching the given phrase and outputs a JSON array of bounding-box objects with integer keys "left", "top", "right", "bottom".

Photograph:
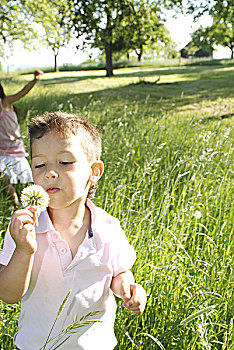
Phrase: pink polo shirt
[
  {"left": 0, "top": 99, "right": 27, "bottom": 157},
  {"left": 0, "top": 199, "right": 136, "bottom": 350}
]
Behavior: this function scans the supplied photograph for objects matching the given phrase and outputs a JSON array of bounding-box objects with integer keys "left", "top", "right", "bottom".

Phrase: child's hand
[
  {"left": 121, "top": 283, "right": 147, "bottom": 314},
  {"left": 34, "top": 70, "right": 43, "bottom": 79},
  {"left": 10, "top": 207, "right": 38, "bottom": 255}
]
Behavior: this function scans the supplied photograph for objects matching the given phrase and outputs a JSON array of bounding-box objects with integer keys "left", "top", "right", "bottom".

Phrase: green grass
[{"left": 0, "top": 59, "right": 233, "bottom": 349}]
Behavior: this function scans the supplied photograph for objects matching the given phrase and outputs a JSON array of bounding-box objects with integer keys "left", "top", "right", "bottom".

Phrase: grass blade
[{"left": 180, "top": 305, "right": 216, "bottom": 326}]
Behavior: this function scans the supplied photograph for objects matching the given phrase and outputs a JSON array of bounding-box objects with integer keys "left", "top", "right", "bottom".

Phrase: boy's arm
[
  {"left": 110, "top": 270, "right": 147, "bottom": 314},
  {"left": 0, "top": 250, "right": 34, "bottom": 304},
  {"left": 3, "top": 70, "right": 43, "bottom": 106},
  {"left": 0, "top": 208, "right": 37, "bottom": 304}
]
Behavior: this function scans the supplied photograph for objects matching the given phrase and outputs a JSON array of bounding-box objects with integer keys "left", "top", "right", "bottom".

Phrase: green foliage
[
  {"left": 115, "top": 0, "right": 174, "bottom": 62},
  {"left": 0, "top": 301, "right": 20, "bottom": 349},
  {"left": 36, "top": 0, "right": 74, "bottom": 72},
  {"left": 187, "top": 0, "right": 234, "bottom": 58},
  {"left": 69, "top": 0, "right": 183, "bottom": 75},
  {"left": 0, "top": 0, "right": 74, "bottom": 68},
  {"left": 70, "top": 0, "right": 137, "bottom": 76},
  {"left": 0, "top": 61, "right": 233, "bottom": 349},
  {"left": 191, "top": 20, "right": 233, "bottom": 59},
  {"left": 187, "top": 0, "right": 233, "bottom": 19},
  {"left": 0, "top": 0, "right": 38, "bottom": 57},
  {"left": 1, "top": 1, "right": 182, "bottom": 74}
]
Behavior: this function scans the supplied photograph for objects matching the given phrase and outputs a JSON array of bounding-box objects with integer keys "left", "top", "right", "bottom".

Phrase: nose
[{"left": 45, "top": 168, "right": 58, "bottom": 179}]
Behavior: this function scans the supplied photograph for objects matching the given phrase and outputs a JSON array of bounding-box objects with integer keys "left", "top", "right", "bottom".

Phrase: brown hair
[
  {"left": 28, "top": 111, "right": 102, "bottom": 198},
  {"left": 0, "top": 83, "right": 6, "bottom": 99},
  {"left": 0, "top": 83, "right": 21, "bottom": 116}
]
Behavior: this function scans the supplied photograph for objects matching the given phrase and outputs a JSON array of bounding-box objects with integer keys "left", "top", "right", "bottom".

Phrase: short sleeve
[
  {"left": 0, "top": 223, "right": 16, "bottom": 266},
  {"left": 111, "top": 222, "right": 136, "bottom": 277}
]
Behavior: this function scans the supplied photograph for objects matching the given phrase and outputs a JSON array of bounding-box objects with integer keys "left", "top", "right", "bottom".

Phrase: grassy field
[{"left": 0, "top": 60, "right": 233, "bottom": 349}]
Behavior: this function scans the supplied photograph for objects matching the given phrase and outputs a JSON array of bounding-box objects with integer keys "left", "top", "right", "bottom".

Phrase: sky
[{"left": 1, "top": 11, "right": 231, "bottom": 72}]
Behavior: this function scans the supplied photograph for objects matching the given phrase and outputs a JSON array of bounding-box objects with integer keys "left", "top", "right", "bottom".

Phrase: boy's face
[{"left": 31, "top": 131, "right": 102, "bottom": 210}]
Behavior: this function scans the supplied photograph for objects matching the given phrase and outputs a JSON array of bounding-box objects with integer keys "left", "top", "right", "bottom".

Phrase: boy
[{"left": 0, "top": 112, "right": 147, "bottom": 350}]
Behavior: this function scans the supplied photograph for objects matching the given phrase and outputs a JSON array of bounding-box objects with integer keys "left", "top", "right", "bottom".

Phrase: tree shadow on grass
[
  {"left": 38, "top": 64, "right": 234, "bottom": 93},
  {"left": 8, "top": 63, "right": 233, "bottom": 121},
  {"left": 201, "top": 113, "right": 234, "bottom": 123},
  {"left": 2, "top": 64, "right": 234, "bottom": 89},
  {"left": 26, "top": 74, "right": 234, "bottom": 123},
  {"left": 41, "top": 74, "right": 105, "bottom": 85}
]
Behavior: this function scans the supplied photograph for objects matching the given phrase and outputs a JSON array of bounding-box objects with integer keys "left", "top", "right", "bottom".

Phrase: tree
[
  {"left": 191, "top": 26, "right": 214, "bottom": 51},
  {"left": 70, "top": 0, "right": 184, "bottom": 76},
  {"left": 109, "top": 1, "right": 161, "bottom": 62},
  {"left": 187, "top": 0, "right": 233, "bottom": 58},
  {"left": 0, "top": 0, "right": 38, "bottom": 49},
  {"left": 192, "top": 22, "right": 233, "bottom": 59},
  {"left": 0, "top": 0, "right": 40, "bottom": 68},
  {"left": 0, "top": 0, "right": 74, "bottom": 71},
  {"left": 211, "top": 21, "right": 234, "bottom": 59},
  {"left": 21, "top": 0, "right": 74, "bottom": 72},
  {"left": 40, "top": 1, "right": 74, "bottom": 72},
  {"left": 186, "top": 0, "right": 233, "bottom": 19},
  {"left": 70, "top": 0, "right": 135, "bottom": 77},
  {"left": 127, "top": 1, "right": 174, "bottom": 61}
]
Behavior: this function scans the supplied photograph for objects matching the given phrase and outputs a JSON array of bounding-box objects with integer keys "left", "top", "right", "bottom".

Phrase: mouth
[{"left": 46, "top": 186, "right": 60, "bottom": 194}]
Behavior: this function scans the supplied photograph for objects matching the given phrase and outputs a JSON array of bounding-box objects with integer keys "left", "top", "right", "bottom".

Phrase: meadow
[{"left": 0, "top": 59, "right": 233, "bottom": 349}]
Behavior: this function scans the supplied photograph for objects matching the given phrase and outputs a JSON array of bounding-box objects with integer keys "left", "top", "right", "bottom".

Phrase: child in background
[
  {"left": 0, "top": 112, "right": 147, "bottom": 350},
  {"left": 0, "top": 70, "right": 43, "bottom": 206}
]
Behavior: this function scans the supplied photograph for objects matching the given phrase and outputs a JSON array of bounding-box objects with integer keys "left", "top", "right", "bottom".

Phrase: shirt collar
[
  {"left": 36, "top": 210, "right": 54, "bottom": 234},
  {"left": 85, "top": 201, "right": 93, "bottom": 238}
]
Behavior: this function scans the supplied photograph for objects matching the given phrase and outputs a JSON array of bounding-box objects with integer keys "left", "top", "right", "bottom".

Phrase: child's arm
[
  {"left": 0, "top": 208, "right": 37, "bottom": 304},
  {"left": 3, "top": 70, "right": 43, "bottom": 106},
  {"left": 110, "top": 270, "right": 147, "bottom": 314}
]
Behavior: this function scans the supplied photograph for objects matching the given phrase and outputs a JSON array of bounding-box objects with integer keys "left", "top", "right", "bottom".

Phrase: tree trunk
[
  {"left": 231, "top": 46, "right": 234, "bottom": 59},
  {"left": 136, "top": 46, "right": 143, "bottom": 62},
  {"left": 137, "top": 53, "right": 142, "bottom": 61},
  {"left": 54, "top": 53, "right": 59, "bottom": 72},
  {"left": 105, "top": 42, "right": 113, "bottom": 76},
  {"left": 127, "top": 52, "right": 130, "bottom": 61},
  {"left": 105, "top": 14, "right": 114, "bottom": 77}
]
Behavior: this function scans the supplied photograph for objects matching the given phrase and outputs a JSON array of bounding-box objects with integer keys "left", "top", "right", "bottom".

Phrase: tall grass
[{"left": 0, "top": 60, "right": 233, "bottom": 349}]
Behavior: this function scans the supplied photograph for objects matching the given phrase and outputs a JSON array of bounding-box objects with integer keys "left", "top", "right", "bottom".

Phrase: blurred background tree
[
  {"left": 1, "top": 0, "right": 232, "bottom": 73},
  {"left": 187, "top": 0, "right": 233, "bottom": 58}
]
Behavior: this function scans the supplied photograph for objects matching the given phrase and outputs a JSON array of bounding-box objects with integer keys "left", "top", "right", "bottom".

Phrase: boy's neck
[
  {"left": 48, "top": 198, "right": 89, "bottom": 235},
  {"left": 47, "top": 200, "right": 91, "bottom": 258}
]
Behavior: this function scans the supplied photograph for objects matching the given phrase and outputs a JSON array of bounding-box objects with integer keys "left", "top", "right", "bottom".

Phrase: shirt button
[{"left": 60, "top": 247, "right": 67, "bottom": 254}]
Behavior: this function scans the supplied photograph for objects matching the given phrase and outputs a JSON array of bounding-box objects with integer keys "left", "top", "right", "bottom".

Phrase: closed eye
[
  {"left": 35, "top": 164, "right": 45, "bottom": 168},
  {"left": 60, "top": 161, "right": 74, "bottom": 165}
]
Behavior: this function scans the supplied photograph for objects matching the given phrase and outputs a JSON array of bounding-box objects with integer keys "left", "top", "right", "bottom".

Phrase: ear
[{"left": 89, "top": 161, "right": 104, "bottom": 184}]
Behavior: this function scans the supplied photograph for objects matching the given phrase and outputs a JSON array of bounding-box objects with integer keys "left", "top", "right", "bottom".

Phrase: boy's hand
[
  {"left": 10, "top": 207, "right": 38, "bottom": 255},
  {"left": 121, "top": 282, "right": 147, "bottom": 314}
]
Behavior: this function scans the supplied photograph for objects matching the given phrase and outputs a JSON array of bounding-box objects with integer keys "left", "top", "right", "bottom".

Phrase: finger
[
  {"left": 27, "top": 207, "right": 39, "bottom": 224},
  {"left": 129, "top": 307, "right": 144, "bottom": 314},
  {"left": 123, "top": 284, "right": 147, "bottom": 311},
  {"left": 11, "top": 208, "right": 37, "bottom": 226},
  {"left": 123, "top": 296, "right": 136, "bottom": 308},
  {"left": 12, "top": 209, "right": 35, "bottom": 218},
  {"left": 11, "top": 214, "right": 34, "bottom": 232},
  {"left": 23, "top": 223, "right": 35, "bottom": 233},
  {"left": 123, "top": 300, "right": 146, "bottom": 314}
]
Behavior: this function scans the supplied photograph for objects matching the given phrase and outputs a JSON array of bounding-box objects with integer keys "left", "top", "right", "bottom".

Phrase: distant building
[{"left": 180, "top": 42, "right": 213, "bottom": 58}]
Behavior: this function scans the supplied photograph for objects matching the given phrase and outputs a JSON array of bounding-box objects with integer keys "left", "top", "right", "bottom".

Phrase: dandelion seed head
[
  {"left": 21, "top": 185, "right": 50, "bottom": 211},
  {"left": 194, "top": 210, "right": 202, "bottom": 219}
]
